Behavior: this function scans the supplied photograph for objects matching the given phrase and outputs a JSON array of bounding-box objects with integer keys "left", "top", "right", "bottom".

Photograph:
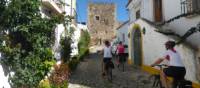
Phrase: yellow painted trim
[
  {"left": 141, "top": 65, "right": 200, "bottom": 88},
  {"left": 141, "top": 65, "right": 160, "bottom": 74},
  {"left": 129, "top": 23, "right": 144, "bottom": 66},
  {"left": 193, "top": 82, "right": 200, "bottom": 88},
  {"left": 128, "top": 58, "right": 132, "bottom": 65}
]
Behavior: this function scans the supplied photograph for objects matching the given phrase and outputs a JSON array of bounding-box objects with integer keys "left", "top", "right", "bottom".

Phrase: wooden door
[{"left": 154, "top": 0, "right": 163, "bottom": 22}]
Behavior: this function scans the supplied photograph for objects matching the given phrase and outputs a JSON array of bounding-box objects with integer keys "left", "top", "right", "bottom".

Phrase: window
[
  {"left": 181, "top": 0, "right": 200, "bottom": 14},
  {"left": 104, "top": 19, "right": 109, "bottom": 25},
  {"left": 122, "top": 33, "right": 125, "bottom": 42},
  {"left": 136, "top": 10, "right": 141, "bottom": 19},
  {"left": 95, "top": 16, "right": 100, "bottom": 20},
  {"left": 105, "top": 30, "right": 107, "bottom": 34}
]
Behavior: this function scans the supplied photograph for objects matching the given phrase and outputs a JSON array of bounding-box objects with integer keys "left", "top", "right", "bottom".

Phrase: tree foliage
[
  {"left": 0, "top": 0, "right": 70, "bottom": 87},
  {"left": 78, "top": 29, "right": 90, "bottom": 60}
]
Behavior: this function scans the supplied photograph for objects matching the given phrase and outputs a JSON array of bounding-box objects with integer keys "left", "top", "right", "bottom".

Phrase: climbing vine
[{"left": 0, "top": 0, "right": 71, "bottom": 87}]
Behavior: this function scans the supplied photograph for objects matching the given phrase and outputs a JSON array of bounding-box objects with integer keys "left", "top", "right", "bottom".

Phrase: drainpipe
[{"left": 70, "top": 0, "right": 72, "bottom": 16}]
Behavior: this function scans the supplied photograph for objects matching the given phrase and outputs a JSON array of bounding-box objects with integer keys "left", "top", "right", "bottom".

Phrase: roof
[
  {"left": 116, "top": 21, "right": 129, "bottom": 30},
  {"left": 126, "top": 0, "right": 132, "bottom": 7}
]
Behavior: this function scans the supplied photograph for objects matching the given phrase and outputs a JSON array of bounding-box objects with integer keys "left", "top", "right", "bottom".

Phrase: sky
[{"left": 76, "top": 0, "right": 129, "bottom": 23}]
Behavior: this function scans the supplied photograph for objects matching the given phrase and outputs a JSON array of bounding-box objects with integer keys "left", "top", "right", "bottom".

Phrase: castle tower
[{"left": 87, "top": 3, "right": 117, "bottom": 45}]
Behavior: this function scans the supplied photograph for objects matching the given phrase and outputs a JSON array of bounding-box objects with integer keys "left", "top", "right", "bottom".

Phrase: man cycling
[{"left": 151, "top": 41, "right": 186, "bottom": 88}]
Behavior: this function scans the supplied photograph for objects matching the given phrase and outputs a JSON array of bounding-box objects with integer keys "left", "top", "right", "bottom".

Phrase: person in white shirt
[
  {"left": 102, "top": 40, "right": 112, "bottom": 76},
  {"left": 151, "top": 41, "right": 186, "bottom": 88}
]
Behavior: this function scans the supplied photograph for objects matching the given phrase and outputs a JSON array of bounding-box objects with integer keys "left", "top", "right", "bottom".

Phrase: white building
[
  {"left": 71, "top": 23, "right": 88, "bottom": 56},
  {"left": 127, "top": 0, "right": 200, "bottom": 86},
  {"left": 41, "top": 0, "right": 77, "bottom": 60},
  {"left": 115, "top": 21, "right": 129, "bottom": 54}
]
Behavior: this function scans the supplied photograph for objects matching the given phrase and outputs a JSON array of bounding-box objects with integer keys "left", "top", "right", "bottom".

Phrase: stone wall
[{"left": 87, "top": 3, "right": 117, "bottom": 45}]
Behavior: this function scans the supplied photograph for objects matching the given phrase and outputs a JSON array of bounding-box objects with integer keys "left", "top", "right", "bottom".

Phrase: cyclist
[
  {"left": 115, "top": 41, "right": 125, "bottom": 68},
  {"left": 102, "top": 40, "right": 112, "bottom": 76},
  {"left": 150, "top": 41, "right": 186, "bottom": 88}
]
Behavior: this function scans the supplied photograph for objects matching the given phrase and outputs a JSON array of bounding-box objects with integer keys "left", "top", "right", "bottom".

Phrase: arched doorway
[{"left": 132, "top": 29, "right": 142, "bottom": 66}]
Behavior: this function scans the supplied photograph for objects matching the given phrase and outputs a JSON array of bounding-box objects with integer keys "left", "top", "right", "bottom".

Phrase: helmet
[{"left": 165, "top": 41, "right": 176, "bottom": 48}]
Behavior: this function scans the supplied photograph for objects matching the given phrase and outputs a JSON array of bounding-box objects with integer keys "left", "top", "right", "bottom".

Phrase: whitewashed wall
[
  {"left": 141, "top": 0, "right": 154, "bottom": 21},
  {"left": 162, "top": 0, "right": 200, "bottom": 48},
  {"left": 116, "top": 22, "right": 129, "bottom": 53},
  {"left": 127, "top": 0, "right": 154, "bottom": 23},
  {"left": 0, "top": 53, "right": 11, "bottom": 88},
  {"left": 53, "top": 24, "right": 65, "bottom": 60},
  {"left": 128, "top": 0, "right": 200, "bottom": 48},
  {"left": 117, "top": 23, "right": 129, "bottom": 46},
  {"left": 65, "top": 0, "right": 76, "bottom": 16},
  {"left": 130, "top": 19, "right": 199, "bottom": 82}
]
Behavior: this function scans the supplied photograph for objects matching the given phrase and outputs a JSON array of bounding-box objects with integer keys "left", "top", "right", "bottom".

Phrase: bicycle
[
  {"left": 151, "top": 64, "right": 192, "bottom": 88},
  {"left": 102, "top": 59, "right": 114, "bottom": 82},
  {"left": 117, "top": 53, "right": 126, "bottom": 72},
  {"left": 150, "top": 64, "right": 167, "bottom": 88}
]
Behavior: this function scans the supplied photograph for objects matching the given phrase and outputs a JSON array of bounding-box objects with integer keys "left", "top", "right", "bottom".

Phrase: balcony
[
  {"left": 41, "top": 0, "right": 64, "bottom": 14},
  {"left": 181, "top": 0, "right": 200, "bottom": 14}
]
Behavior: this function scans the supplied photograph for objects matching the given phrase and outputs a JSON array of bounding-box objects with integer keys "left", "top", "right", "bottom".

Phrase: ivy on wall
[{"left": 0, "top": 0, "right": 71, "bottom": 87}]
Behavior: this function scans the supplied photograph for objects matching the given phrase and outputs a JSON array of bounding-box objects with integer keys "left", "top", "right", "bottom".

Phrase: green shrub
[
  {"left": 78, "top": 29, "right": 90, "bottom": 61},
  {"left": 39, "top": 79, "right": 51, "bottom": 88},
  {"left": 60, "top": 36, "right": 72, "bottom": 63},
  {"left": 39, "top": 79, "right": 68, "bottom": 88},
  {"left": 68, "top": 56, "right": 79, "bottom": 71},
  {"left": 51, "top": 80, "right": 68, "bottom": 88}
]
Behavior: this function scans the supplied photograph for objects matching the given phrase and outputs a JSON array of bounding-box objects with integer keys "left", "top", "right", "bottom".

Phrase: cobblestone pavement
[{"left": 69, "top": 47, "right": 154, "bottom": 88}]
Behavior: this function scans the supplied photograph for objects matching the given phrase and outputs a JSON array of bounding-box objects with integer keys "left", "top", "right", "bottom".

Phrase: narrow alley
[{"left": 68, "top": 47, "right": 152, "bottom": 88}]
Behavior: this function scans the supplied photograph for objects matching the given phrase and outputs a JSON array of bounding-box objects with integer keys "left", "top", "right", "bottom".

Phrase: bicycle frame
[
  {"left": 151, "top": 64, "right": 168, "bottom": 88},
  {"left": 104, "top": 60, "right": 113, "bottom": 82}
]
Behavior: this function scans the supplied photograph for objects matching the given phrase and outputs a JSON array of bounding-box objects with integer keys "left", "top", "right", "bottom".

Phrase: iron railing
[
  {"left": 181, "top": 0, "right": 200, "bottom": 14},
  {"left": 181, "top": 0, "right": 193, "bottom": 14}
]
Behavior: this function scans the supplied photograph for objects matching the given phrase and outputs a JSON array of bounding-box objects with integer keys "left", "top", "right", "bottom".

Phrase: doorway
[
  {"left": 132, "top": 29, "right": 142, "bottom": 66},
  {"left": 154, "top": 0, "right": 163, "bottom": 22}
]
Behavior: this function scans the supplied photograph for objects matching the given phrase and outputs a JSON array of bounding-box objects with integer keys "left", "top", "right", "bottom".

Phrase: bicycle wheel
[
  {"left": 151, "top": 75, "right": 163, "bottom": 88},
  {"left": 122, "top": 61, "right": 125, "bottom": 72},
  {"left": 107, "top": 67, "right": 112, "bottom": 82}
]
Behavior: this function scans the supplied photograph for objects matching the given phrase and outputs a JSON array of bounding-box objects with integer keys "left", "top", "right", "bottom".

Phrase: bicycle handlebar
[{"left": 152, "top": 64, "right": 168, "bottom": 69}]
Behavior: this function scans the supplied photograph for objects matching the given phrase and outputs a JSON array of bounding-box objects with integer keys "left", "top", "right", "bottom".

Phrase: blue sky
[{"left": 76, "top": 0, "right": 129, "bottom": 23}]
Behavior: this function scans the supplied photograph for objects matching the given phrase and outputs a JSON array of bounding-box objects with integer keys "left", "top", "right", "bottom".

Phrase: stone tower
[{"left": 87, "top": 3, "right": 116, "bottom": 45}]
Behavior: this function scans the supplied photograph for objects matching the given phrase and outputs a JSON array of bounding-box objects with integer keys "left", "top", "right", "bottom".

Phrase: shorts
[
  {"left": 163, "top": 66, "right": 186, "bottom": 80},
  {"left": 118, "top": 53, "right": 126, "bottom": 62},
  {"left": 103, "top": 58, "right": 111, "bottom": 63}
]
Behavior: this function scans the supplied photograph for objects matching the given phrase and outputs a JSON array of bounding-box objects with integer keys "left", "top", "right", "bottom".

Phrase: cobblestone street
[{"left": 68, "top": 47, "right": 153, "bottom": 88}]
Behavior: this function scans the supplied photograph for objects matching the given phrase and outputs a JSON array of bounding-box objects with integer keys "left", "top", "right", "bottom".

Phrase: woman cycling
[
  {"left": 115, "top": 41, "right": 125, "bottom": 68},
  {"left": 102, "top": 40, "right": 112, "bottom": 76},
  {"left": 151, "top": 41, "right": 186, "bottom": 88}
]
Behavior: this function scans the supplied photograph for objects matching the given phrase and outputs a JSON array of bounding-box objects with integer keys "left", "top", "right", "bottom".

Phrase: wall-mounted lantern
[
  {"left": 128, "top": 33, "right": 130, "bottom": 38},
  {"left": 143, "top": 27, "right": 146, "bottom": 35}
]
